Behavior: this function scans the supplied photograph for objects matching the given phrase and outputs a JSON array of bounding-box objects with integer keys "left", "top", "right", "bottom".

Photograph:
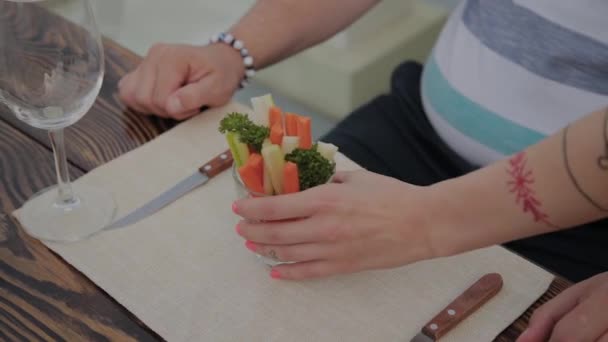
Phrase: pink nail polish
[
  {"left": 270, "top": 269, "right": 281, "bottom": 279},
  {"left": 245, "top": 241, "right": 257, "bottom": 252},
  {"left": 232, "top": 202, "right": 239, "bottom": 214}
]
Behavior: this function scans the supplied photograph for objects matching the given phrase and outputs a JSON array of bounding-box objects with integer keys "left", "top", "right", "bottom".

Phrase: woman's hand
[
  {"left": 517, "top": 272, "right": 608, "bottom": 342},
  {"left": 233, "top": 170, "right": 441, "bottom": 280},
  {"left": 118, "top": 43, "right": 244, "bottom": 120}
]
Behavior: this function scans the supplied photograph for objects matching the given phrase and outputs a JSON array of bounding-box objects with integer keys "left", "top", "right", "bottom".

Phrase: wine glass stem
[{"left": 49, "top": 129, "right": 77, "bottom": 206}]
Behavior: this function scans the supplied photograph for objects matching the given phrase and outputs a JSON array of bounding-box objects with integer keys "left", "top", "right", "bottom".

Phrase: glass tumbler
[{"left": 232, "top": 163, "right": 297, "bottom": 267}]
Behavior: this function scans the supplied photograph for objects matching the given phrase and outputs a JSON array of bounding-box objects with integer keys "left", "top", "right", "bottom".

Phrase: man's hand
[
  {"left": 233, "top": 170, "right": 440, "bottom": 280},
  {"left": 118, "top": 43, "right": 244, "bottom": 120},
  {"left": 517, "top": 272, "right": 608, "bottom": 342}
]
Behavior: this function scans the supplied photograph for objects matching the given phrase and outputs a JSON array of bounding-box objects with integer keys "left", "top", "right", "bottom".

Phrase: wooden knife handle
[
  {"left": 422, "top": 273, "right": 503, "bottom": 340},
  {"left": 198, "top": 149, "right": 234, "bottom": 178}
]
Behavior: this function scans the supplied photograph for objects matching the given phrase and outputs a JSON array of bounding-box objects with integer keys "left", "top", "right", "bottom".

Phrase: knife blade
[
  {"left": 105, "top": 149, "right": 233, "bottom": 231},
  {"left": 410, "top": 273, "right": 503, "bottom": 342}
]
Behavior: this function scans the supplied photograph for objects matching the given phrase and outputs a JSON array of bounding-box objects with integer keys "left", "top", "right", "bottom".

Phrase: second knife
[{"left": 410, "top": 273, "right": 504, "bottom": 342}]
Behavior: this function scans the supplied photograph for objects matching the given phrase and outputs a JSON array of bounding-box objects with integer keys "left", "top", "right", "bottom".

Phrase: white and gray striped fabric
[{"left": 421, "top": 0, "right": 608, "bottom": 166}]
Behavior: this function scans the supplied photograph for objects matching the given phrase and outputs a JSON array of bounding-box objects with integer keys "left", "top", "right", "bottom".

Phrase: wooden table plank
[
  {"left": 0, "top": 121, "right": 160, "bottom": 341},
  {"left": 0, "top": 3, "right": 572, "bottom": 341}
]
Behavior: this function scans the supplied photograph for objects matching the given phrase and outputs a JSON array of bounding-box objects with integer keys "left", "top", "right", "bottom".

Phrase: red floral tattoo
[{"left": 506, "top": 152, "right": 553, "bottom": 225}]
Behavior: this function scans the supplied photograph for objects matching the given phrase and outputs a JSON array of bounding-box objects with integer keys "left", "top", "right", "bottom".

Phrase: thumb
[{"left": 166, "top": 76, "right": 214, "bottom": 118}]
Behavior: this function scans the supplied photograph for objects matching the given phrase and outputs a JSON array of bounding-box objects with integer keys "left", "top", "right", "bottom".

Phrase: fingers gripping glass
[
  {"left": 0, "top": 0, "right": 115, "bottom": 242},
  {"left": 232, "top": 163, "right": 292, "bottom": 267},
  {"left": 232, "top": 162, "right": 336, "bottom": 267}
]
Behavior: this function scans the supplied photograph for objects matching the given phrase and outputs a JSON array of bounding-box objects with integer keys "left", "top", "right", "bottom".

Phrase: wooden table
[{"left": 0, "top": 5, "right": 570, "bottom": 342}]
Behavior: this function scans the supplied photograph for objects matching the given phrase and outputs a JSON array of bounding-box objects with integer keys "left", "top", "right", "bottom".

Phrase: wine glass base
[{"left": 20, "top": 184, "right": 116, "bottom": 243}]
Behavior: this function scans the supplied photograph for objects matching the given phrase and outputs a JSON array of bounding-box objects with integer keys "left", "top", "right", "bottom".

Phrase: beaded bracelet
[{"left": 209, "top": 32, "right": 255, "bottom": 89}]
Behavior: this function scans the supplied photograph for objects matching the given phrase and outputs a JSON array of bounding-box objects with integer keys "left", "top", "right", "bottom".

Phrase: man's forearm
[
  {"left": 228, "top": 0, "right": 380, "bottom": 69},
  {"left": 428, "top": 107, "right": 608, "bottom": 257}
]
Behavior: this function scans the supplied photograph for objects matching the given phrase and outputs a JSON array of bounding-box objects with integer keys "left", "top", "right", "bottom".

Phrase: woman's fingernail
[
  {"left": 232, "top": 202, "right": 239, "bottom": 214},
  {"left": 270, "top": 269, "right": 281, "bottom": 279},
  {"left": 167, "top": 96, "right": 183, "bottom": 114},
  {"left": 245, "top": 241, "right": 257, "bottom": 252}
]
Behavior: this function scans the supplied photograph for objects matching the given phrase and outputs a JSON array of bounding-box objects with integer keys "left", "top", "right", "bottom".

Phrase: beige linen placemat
[{"left": 15, "top": 102, "right": 553, "bottom": 341}]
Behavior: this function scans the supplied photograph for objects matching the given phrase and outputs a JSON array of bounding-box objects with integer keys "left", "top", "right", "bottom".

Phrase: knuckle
[
  {"left": 266, "top": 228, "right": 284, "bottom": 244},
  {"left": 214, "top": 93, "right": 232, "bottom": 107},
  {"left": 119, "top": 88, "right": 136, "bottom": 105},
  {"left": 152, "top": 96, "right": 166, "bottom": 110},
  {"left": 118, "top": 88, "right": 129, "bottom": 102},
  {"left": 277, "top": 248, "right": 294, "bottom": 261},
  {"left": 134, "top": 92, "right": 148, "bottom": 106},
  {"left": 572, "top": 312, "right": 591, "bottom": 326},
  {"left": 259, "top": 205, "right": 278, "bottom": 220}
]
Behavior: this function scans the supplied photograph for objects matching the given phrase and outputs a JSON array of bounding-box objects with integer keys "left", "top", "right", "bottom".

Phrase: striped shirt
[{"left": 421, "top": 0, "right": 608, "bottom": 166}]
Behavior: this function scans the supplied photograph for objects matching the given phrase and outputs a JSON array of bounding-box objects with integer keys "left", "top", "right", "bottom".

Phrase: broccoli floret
[
  {"left": 219, "top": 112, "right": 250, "bottom": 133},
  {"left": 285, "top": 145, "right": 335, "bottom": 190},
  {"left": 219, "top": 112, "right": 269, "bottom": 152},
  {"left": 239, "top": 126, "right": 269, "bottom": 153}
]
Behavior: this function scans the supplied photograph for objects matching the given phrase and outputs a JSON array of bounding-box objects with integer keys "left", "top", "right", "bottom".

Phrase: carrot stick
[
  {"left": 296, "top": 116, "right": 312, "bottom": 149},
  {"left": 238, "top": 154, "right": 264, "bottom": 194},
  {"left": 283, "top": 162, "right": 300, "bottom": 194},
  {"left": 285, "top": 113, "right": 298, "bottom": 136},
  {"left": 269, "top": 106, "right": 283, "bottom": 129},
  {"left": 270, "top": 122, "right": 284, "bottom": 145},
  {"left": 248, "top": 153, "right": 264, "bottom": 177}
]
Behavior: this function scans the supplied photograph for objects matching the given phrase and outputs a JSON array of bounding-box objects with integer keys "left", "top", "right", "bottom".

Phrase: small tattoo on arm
[
  {"left": 563, "top": 117, "right": 608, "bottom": 212},
  {"left": 507, "top": 152, "right": 555, "bottom": 226},
  {"left": 598, "top": 109, "right": 608, "bottom": 170}
]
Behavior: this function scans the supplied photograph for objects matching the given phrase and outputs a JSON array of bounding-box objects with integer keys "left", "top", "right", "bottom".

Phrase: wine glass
[{"left": 0, "top": 0, "right": 115, "bottom": 242}]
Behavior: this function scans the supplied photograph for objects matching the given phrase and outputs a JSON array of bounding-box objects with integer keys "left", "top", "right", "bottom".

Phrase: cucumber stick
[
  {"left": 251, "top": 94, "right": 274, "bottom": 127},
  {"left": 282, "top": 136, "right": 300, "bottom": 155},
  {"left": 316, "top": 142, "right": 339, "bottom": 162},
  {"left": 261, "top": 139, "right": 274, "bottom": 194},
  {"left": 263, "top": 162, "right": 274, "bottom": 195},
  {"left": 226, "top": 132, "right": 250, "bottom": 167},
  {"left": 261, "top": 144, "right": 285, "bottom": 195}
]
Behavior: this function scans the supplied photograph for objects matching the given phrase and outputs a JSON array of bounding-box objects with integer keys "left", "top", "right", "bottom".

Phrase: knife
[
  {"left": 105, "top": 149, "right": 234, "bottom": 230},
  {"left": 410, "top": 273, "right": 503, "bottom": 342}
]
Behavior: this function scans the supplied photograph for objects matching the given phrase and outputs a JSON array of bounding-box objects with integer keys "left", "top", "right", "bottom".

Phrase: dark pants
[{"left": 322, "top": 61, "right": 608, "bottom": 283}]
